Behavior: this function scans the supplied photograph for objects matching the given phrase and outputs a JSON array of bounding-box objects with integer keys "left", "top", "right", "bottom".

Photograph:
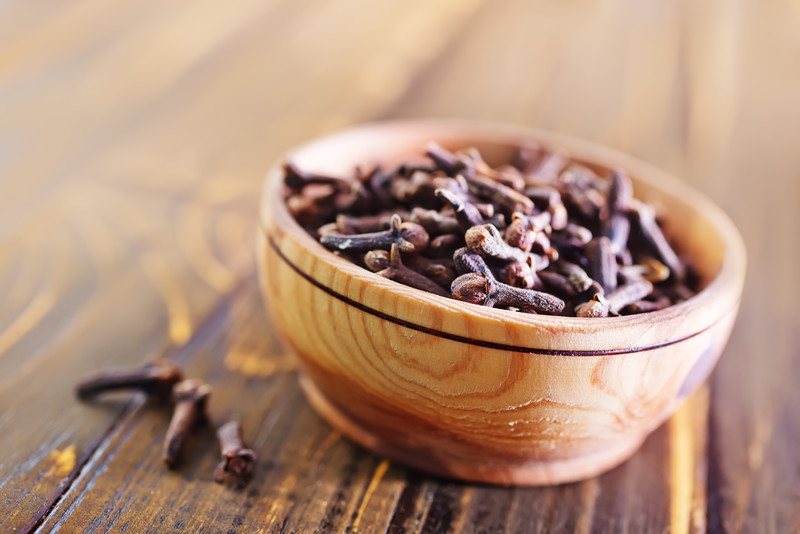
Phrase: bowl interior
[{"left": 273, "top": 122, "right": 734, "bottom": 294}]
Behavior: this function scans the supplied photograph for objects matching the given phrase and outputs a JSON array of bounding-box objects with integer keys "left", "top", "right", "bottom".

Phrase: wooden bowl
[{"left": 257, "top": 120, "right": 745, "bottom": 486}]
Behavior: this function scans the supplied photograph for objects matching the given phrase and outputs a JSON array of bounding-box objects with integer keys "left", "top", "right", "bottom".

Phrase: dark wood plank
[
  {"left": 690, "top": 2, "right": 800, "bottom": 531},
  {"left": 34, "top": 276, "right": 397, "bottom": 532},
  {"left": 0, "top": 0, "right": 487, "bottom": 530}
]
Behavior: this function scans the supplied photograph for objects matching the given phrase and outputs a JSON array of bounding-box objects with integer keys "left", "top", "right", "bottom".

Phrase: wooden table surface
[{"left": 1, "top": 1, "right": 798, "bottom": 532}]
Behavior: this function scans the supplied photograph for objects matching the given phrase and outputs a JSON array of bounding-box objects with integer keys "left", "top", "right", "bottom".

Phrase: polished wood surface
[{"left": 0, "top": 1, "right": 797, "bottom": 532}]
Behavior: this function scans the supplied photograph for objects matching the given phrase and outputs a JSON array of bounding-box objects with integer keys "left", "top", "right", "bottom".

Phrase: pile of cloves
[
  {"left": 76, "top": 360, "right": 256, "bottom": 484},
  {"left": 285, "top": 141, "right": 697, "bottom": 317}
]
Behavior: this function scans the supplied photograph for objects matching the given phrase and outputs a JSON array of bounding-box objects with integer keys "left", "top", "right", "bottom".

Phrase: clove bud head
[
  {"left": 465, "top": 224, "right": 509, "bottom": 258},
  {"left": 213, "top": 421, "right": 257, "bottom": 483},
  {"left": 364, "top": 250, "right": 390, "bottom": 272},
  {"left": 451, "top": 273, "right": 491, "bottom": 305},
  {"left": 575, "top": 294, "right": 610, "bottom": 318},
  {"left": 395, "top": 220, "right": 430, "bottom": 252}
]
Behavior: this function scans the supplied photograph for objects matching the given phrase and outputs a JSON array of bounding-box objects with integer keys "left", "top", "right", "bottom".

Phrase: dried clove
[
  {"left": 504, "top": 212, "right": 549, "bottom": 253},
  {"left": 162, "top": 379, "right": 212, "bottom": 468},
  {"left": 334, "top": 211, "right": 404, "bottom": 234},
  {"left": 464, "top": 173, "right": 535, "bottom": 215},
  {"left": 76, "top": 360, "right": 183, "bottom": 400},
  {"left": 620, "top": 257, "right": 670, "bottom": 283},
  {"left": 429, "top": 233, "right": 463, "bottom": 257},
  {"left": 455, "top": 148, "right": 527, "bottom": 191},
  {"left": 524, "top": 151, "right": 568, "bottom": 186},
  {"left": 585, "top": 237, "right": 618, "bottom": 294},
  {"left": 287, "top": 186, "right": 336, "bottom": 227},
  {"left": 453, "top": 247, "right": 494, "bottom": 277},
  {"left": 553, "top": 261, "right": 601, "bottom": 295},
  {"left": 621, "top": 295, "right": 671, "bottom": 314},
  {"left": 533, "top": 231, "right": 558, "bottom": 260},
  {"left": 487, "top": 164, "right": 527, "bottom": 191},
  {"left": 559, "top": 165, "right": 605, "bottom": 219},
  {"left": 603, "top": 213, "right": 631, "bottom": 255},
  {"left": 320, "top": 214, "right": 428, "bottom": 253},
  {"left": 549, "top": 202, "right": 569, "bottom": 231},
  {"left": 364, "top": 249, "right": 391, "bottom": 272},
  {"left": 451, "top": 272, "right": 565, "bottom": 314},
  {"left": 538, "top": 271, "right": 578, "bottom": 298},
  {"left": 467, "top": 223, "right": 545, "bottom": 287},
  {"left": 465, "top": 224, "right": 530, "bottom": 265},
  {"left": 602, "top": 170, "right": 634, "bottom": 218},
  {"left": 213, "top": 421, "right": 257, "bottom": 483},
  {"left": 426, "top": 141, "right": 464, "bottom": 175},
  {"left": 499, "top": 260, "right": 539, "bottom": 289},
  {"left": 553, "top": 223, "right": 593, "bottom": 249},
  {"left": 374, "top": 244, "right": 450, "bottom": 297},
  {"left": 600, "top": 170, "right": 633, "bottom": 254},
  {"left": 632, "top": 201, "right": 685, "bottom": 280},
  {"left": 409, "top": 207, "right": 462, "bottom": 235},
  {"left": 390, "top": 170, "right": 455, "bottom": 206},
  {"left": 606, "top": 280, "right": 654, "bottom": 315},
  {"left": 317, "top": 222, "right": 340, "bottom": 237},
  {"left": 618, "top": 248, "right": 634, "bottom": 267},
  {"left": 575, "top": 293, "right": 610, "bottom": 318},
  {"left": 403, "top": 253, "right": 457, "bottom": 288},
  {"left": 367, "top": 167, "right": 395, "bottom": 208},
  {"left": 473, "top": 201, "right": 496, "bottom": 220},
  {"left": 524, "top": 186, "right": 562, "bottom": 210},
  {"left": 435, "top": 188, "right": 485, "bottom": 229}
]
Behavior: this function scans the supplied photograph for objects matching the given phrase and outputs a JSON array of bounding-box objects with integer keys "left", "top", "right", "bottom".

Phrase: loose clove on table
[{"left": 75, "top": 361, "right": 256, "bottom": 484}]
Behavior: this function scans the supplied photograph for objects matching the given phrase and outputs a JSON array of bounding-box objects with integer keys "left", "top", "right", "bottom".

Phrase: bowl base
[{"left": 298, "top": 374, "right": 646, "bottom": 486}]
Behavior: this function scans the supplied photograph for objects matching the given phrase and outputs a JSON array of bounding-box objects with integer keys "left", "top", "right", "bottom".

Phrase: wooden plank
[
  {"left": 683, "top": 1, "right": 800, "bottom": 531},
  {"left": 0, "top": 0, "right": 487, "bottom": 530},
  {"left": 35, "top": 277, "right": 400, "bottom": 532},
  {"left": 0, "top": 243, "right": 245, "bottom": 531}
]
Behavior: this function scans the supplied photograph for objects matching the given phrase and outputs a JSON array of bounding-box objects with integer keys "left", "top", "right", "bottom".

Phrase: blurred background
[{"left": 1, "top": 0, "right": 798, "bottom": 531}]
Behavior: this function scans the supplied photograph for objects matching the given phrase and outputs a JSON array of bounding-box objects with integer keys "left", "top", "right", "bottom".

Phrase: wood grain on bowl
[{"left": 258, "top": 122, "right": 746, "bottom": 485}]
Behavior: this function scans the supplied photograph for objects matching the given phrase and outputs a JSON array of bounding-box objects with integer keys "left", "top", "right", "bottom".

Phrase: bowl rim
[{"left": 259, "top": 119, "right": 746, "bottom": 339}]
